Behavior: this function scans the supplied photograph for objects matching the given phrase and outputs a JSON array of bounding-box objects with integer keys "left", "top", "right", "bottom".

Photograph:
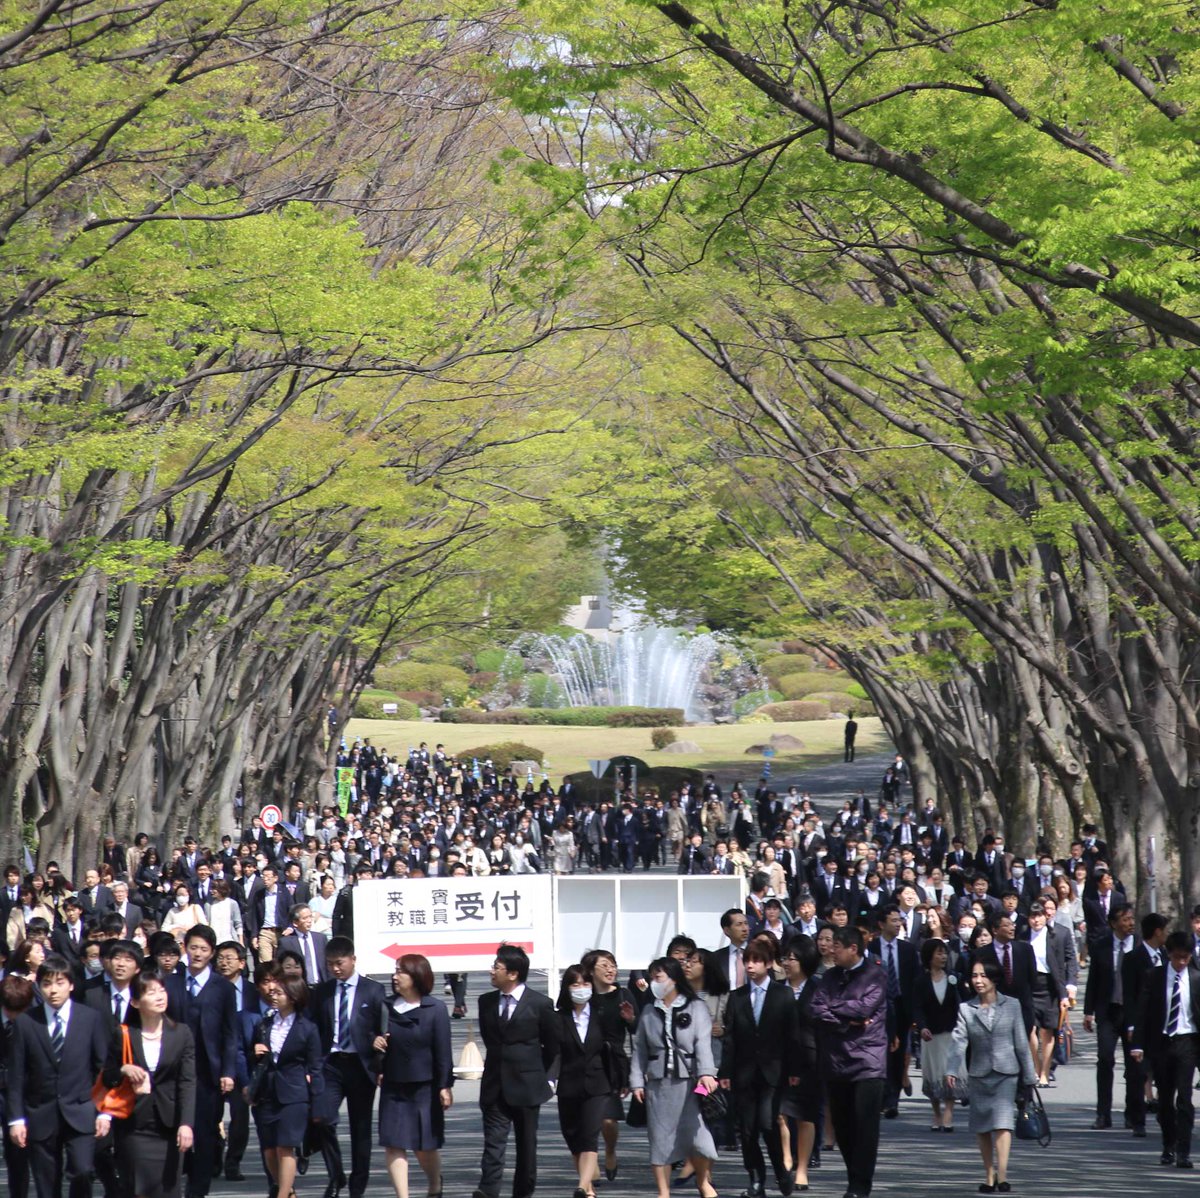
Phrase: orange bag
[{"left": 92, "top": 1025, "right": 138, "bottom": 1119}]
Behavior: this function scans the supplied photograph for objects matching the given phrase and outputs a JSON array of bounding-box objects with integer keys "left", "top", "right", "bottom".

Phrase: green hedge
[
  {"left": 460, "top": 741, "right": 545, "bottom": 771},
  {"left": 777, "top": 671, "right": 855, "bottom": 700},
  {"left": 353, "top": 696, "right": 421, "bottom": 720},
  {"left": 375, "top": 662, "right": 471, "bottom": 702},
  {"left": 734, "top": 689, "right": 782, "bottom": 717},
  {"left": 758, "top": 699, "right": 832, "bottom": 721},
  {"left": 439, "top": 705, "right": 685, "bottom": 727}
]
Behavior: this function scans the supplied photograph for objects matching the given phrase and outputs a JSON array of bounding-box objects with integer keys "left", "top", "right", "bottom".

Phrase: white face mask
[
  {"left": 650, "top": 979, "right": 671, "bottom": 1000},
  {"left": 1039, "top": 864, "right": 1052, "bottom": 876},
  {"left": 958, "top": 926, "right": 973, "bottom": 940},
  {"left": 569, "top": 986, "right": 593, "bottom": 1004},
  {"left": 175, "top": 894, "right": 189, "bottom": 907},
  {"left": 1011, "top": 867, "right": 1025, "bottom": 878},
  {"left": 84, "top": 959, "right": 104, "bottom": 977}
]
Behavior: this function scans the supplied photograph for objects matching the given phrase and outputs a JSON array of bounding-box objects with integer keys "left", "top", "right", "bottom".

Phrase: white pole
[{"left": 1146, "top": 835, "right": 1157, "bottom": 913}]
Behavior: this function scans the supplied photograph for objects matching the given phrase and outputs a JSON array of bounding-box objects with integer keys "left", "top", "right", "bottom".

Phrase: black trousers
[
  {"left": 225, "top": 1088, "right": 250, "bottom": 1171},
  {"left": 185, "top": 1080, "right": 224, "bottom": 1198},
  {"left": 312, "top": 1054, "right": 377, "bottom": 1198},
  {"left": 27, "top": 1119, "right": 94, "bottom": 1198},
  {"left": 1152, "top": 1032, "right": 1199, "bottom": 1159},
  {"left": 735, "top": 1080, "right": 785, "bottom": 1184},
  {"left": 1094, "top": 1003, "right": 1133, "bottom": 1120},
  {"left": 827, "top": 1076, "right": 884, "bottom": 1197},
  {"left": 479, "top": 1099, "right": 540, "bottom": 1198}
]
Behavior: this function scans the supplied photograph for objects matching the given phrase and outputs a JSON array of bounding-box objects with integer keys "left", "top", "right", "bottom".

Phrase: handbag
[
  {"left": 697, "top": 1083, "right": 729, "bottom": 1130},
  {"left": 1052, "top": 1008, "right": 1073, "bottom": 1066},
  {"left": 246, "top": 1013, "right": 274, "bottom": 1106},
  {"left": 626, "top": 1093, "right": 647, "bottom": 1127},
  {"left": 92, "top": 1026, "right": 138, "bottom": 1119},
  {"left": 1014, "top": 1084, "right": 1051, "bottom": 1146}
]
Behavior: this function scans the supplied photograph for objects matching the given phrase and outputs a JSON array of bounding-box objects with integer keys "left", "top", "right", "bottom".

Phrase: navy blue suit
[
  {"left": 9, "top": 1001, "right": 108, "bottom": 1198},
  {"left": 225, "top": 975, "right": 262, "bottom": 1178},
  {"left": 309, "top": 975, "right": 386, "bottom": 1198},
  {"left": 166, "top": 970, "right": 237, "bottom": 1198}
]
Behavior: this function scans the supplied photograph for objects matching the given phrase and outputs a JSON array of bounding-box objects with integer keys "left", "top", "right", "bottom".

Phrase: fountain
[{"left": 505, "top": 627, "right": 769, "bottom": 722}]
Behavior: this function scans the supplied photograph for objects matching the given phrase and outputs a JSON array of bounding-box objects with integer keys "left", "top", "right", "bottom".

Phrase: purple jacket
[{"left": 809, "top": 959, "right": 887, "bottom": 1081}]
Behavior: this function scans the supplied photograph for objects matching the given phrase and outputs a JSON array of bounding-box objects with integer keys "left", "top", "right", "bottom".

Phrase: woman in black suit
[
  {"left": 580, "top": 949, "right": 635, "bottom": 1183},
  {"left": 779, "top": 935, "right": 820, "bottom": 1192},
  {"left": 372, "top": 953, "right": 453, "bottom": 1198},
  {"left": 251, "top": 973, "right": 324, "bottom": 1198},
  {"left": 101, "top": 969, "right": 196, "bottom": 1198},
  {"left": 912, "top": 937, "right": 961, "bottom": 1132},
  {"left": 555, "top": 964, "right": 626, "bottom": 1198}
]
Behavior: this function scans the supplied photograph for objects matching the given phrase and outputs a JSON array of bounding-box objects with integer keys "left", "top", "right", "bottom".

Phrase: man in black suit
[
  {"left": 173, "top": 837, "right": 203, "bottom": 884},
  {"left": 213, "top": 941, "right": 259, "bottom": 1183},
  {"left": 705, "top": 908, "right": 751, "bottom": 999},
  {"left": 980, "top": 911, "right": 1037, "bottom": 1035},
  {"left": 1083, "top": 902, "right": 1136, "bottom": 1130},
  {"left": 1123, "top": 912, "right": 1169, "bottom": 1136},
  {"left": 280, "top": 861, "right": 311, "bottom": 907},
  {"left": 8, "top": 954, "right": 110, "bottom": 1198},
  {"left": 867, "top": 906, "right": 919, "bottom": 1117},
  {"left": 167, "top": 925, "right": 236, "bottom": 1198},
  {"left": 472, "top": 944, "right": 561, "bottom": 1198},
  {"left": 719, "top": 942, "right": 798, "bottom": 1197},
  {"left": 75, "top": 869, "right": 115, "bottom": 920},
  {"left": 1083, "top": 871, "right": 1123, "bottom": 944},
  {"left": 80, "top": 940, "right": 143, "bottom": 1033},
  {"left": 1131, "top": 931, "right": 1200, "bottom": 1168},
  {"left": 678, "top": 831, "right": 710, "bottom": 875},
  {"left": 279, "top": 905, "right": 329, "bottom": 986},
  {"left": 51, "top": 898, "right": 89, "bottom": 964},
  {"left": 309, "top": 937, "right": 387, "bottom": 1198}
]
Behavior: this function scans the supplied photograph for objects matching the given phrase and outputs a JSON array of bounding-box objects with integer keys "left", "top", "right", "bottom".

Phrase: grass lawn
[{"left": 342, "top": 715, "right": 888, "bottom": 786}]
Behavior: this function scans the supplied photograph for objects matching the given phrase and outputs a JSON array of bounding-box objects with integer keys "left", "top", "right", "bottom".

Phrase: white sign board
[
  {"left": 588, "top": 759, "right": 611, "bottom": 779},
  {"left": 353, "top": 876, "right": 554, "bottom": 975},
  {"left": 551, "top": 875, "right": 746, "bottom": 985},
  {"left": 381, "top": 702, "right": 398, "bottom": 714},
  {"left": 260, "top": 804, "right": 282, "bottom": 829}
]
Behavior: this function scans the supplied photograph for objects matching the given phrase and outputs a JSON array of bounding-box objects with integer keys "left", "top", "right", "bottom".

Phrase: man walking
[
  {"left": 472, "top": 945, "right": 561, "bottom": 1198},
  {"left": 810, "top": 927, "right": 887, "bottom": 1198}
]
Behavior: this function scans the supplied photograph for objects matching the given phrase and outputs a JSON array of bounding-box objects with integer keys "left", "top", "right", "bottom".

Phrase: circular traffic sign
[{"left": 260, "top": 804, "right": 282, "bottom": 829}]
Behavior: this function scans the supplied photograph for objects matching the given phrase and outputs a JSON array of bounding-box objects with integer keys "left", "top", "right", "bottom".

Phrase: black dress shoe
[
  {"left": 1091, "top": 1115, "right": 1112, "bottom": 1129},
  {"left": 777, "top": 1175, "right": 795, "bottom": 1197},
  {"left": 224, "top": 1169, "right": 246, "bottom": 1181},
  {"left": 738, "top": 1184, "right": 764, "bottom": 1198},
  {"left": 1178, "top": 1159, "right": 1195, "bottom": 1169},
  {"left": 323, "top": 1174, "right": 348, "bottom": 1198},
  {"left": 1160, "top": 1152, "right": 1176, "bottom": 1166},
  {"left": 883, "top": 1107, "right": 899, "bottom": 1119},
  {"left": 1132, "top": 1126, "right": 1147, "bottom": 1138},
  {"left": 573, "top": 1188, "right": 589, "bottom": 1198},
  {"left": 296, "top": 1154, "right": 309, "bottom": 1176}
]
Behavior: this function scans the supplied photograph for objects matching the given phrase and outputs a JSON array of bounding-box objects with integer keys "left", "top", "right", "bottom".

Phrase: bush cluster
[
  {"left": 352, "top": 696, "right": 421, "bottom": 721},
  {"left": 777, "top": 671, "right": 855, "bottom": 700},
  {"left": 757, "top": 699, "right": 832, "bottom": 721},
  {"left": 650, "top": 727, "right": 678, "bottom": 749},
  {"left": 459, "top": 742, "right": 545, "bottom": 771},
  {"left": 439, "top": 705, "right": 685, "bottom": 727}
]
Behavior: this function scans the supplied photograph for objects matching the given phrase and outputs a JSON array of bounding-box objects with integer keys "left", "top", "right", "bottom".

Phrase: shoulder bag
[{"left": 92, "top": 1025, "right": 138, "bottom": 1119}]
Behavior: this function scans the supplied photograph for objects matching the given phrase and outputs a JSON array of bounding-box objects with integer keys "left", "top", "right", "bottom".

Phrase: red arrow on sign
[{"left": 381, "top": 942, "right": 534, "bottom": 960}]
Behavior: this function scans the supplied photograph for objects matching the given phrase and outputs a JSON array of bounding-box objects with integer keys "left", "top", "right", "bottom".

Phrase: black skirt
[
  {"left": 558, "top": 1093, "right": 609, "bottom": 1154},
  {"left": 115, "top": 1125, "right": 183, "bottom": 1198},
  {"left": 378, "top": 1081, "right": 444, "bottom": 1151}
]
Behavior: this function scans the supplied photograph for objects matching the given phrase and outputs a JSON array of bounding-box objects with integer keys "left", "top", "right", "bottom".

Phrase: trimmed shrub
[
  {"left": 805, "top": 691, "right": 875, "bottom": 716},
  {"left": 759, "top": 654, "right": 805, "bottom": 682},
  {"left": 738, "top": 711, "right": 773, "bottom": 724},
  {"left": 605, "top": 707, "right": 685, "bottom": 727},
  {"left": 777, "top": 671, "right": 855, "bottom": 700},
  {"left": 396, "top": 689, "right": 442, "bottom": 707},
  {"left": 352, "top": 696, "right": 421, "bottom": 720},
  {"left": 375, "top": 662, "right": 471, "bottom": 703},
  {"left": 650, "top": 727, "right": 678, "bottom": 750},
  {"left": 758, "top": 699, "right": 832, "bottom": 722},
  {"left": 460, "top": 741, "right": 545, "bottom": 771},
  {"left": 734, "top": 689, "right": 782, "bottom": 718},
  {"left": 439, "top": 705, "right": 685, "bottom": 727}
]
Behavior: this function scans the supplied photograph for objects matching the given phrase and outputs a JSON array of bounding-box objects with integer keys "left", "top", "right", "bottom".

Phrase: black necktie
[
  {"left": 337, "top": 982, "right": 351, "bottom": 1050},
  {"left": 49, "top": 1012, "right": 65, "bottom": 1063}
]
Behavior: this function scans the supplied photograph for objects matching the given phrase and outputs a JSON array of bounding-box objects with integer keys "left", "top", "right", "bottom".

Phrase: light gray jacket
[
  {"left": 948, "top": 993, "right": 1037, "bottom": 1084},
  {"left": 631, "top": 998, "right": 716, "bottom": 1085}
]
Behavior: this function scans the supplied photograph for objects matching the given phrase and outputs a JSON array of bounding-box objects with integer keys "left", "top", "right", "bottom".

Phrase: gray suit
[{"left": 949, "top": 994, "right": 1037, "bottom": 1133}]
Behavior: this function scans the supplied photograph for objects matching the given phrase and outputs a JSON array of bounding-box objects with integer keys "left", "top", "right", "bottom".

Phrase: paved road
[{"left": 204, "top": 977, "right": 1184, "bottom": 1198}]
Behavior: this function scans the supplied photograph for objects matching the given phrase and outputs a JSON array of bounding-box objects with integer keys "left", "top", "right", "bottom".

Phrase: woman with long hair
[{"left": 630, "top": 957, "right": 719, "bottom": 1198}]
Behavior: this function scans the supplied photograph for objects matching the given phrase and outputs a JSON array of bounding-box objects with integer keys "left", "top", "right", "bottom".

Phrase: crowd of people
[{"left": 1, "top": 738, "right": 1199, "bottom": 1198}]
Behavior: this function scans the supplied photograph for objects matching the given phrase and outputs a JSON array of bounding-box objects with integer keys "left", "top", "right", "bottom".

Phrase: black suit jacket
[
  {"left": 719, "top": 980, "right": 798, "bottom": 1089},
  {"left": 81, "top": 976, "right": 140, "bottom": 1034},
  {"left": 555, "top": 1001, "right": 620, "bottom": 1101},
  {"left": 981, "top": 940, "right": 1037, "bottom": 1027},
  {"left": 102, "top": 1020, "right": 196, "bottom": 1132},
  {"left": 1121, "top": 942, "right": 1165, "bottom": 1035},
  {"left": 278, "top": 931, "right": 330, "bottom": 983},
  {"left": 165, "top": 971, "right": 237, "bottom": 1085},
  {"left": 9, "top": 1001, "right": 108, "bottom": 1136},
  {"left": 478, "top": 987, "right": 561, "bottom": 1107},
  {"left": 311, "top": 974, "right": 387, "bottom": 1083},
  {"left": 868, "top": 936, "right": 920, "bottom": 1018},
  {"left": 1132, "top": 961, "right": 1200, "bottom": 1056},
  {"left": 51, "top": 922, "right": 89, "bottom": 962},
  {"left": 379, "top": 995, "right": 453, "bottom": 1089},
  {"left": 78, "top": 883, "right": 115, "bottom": 917},
  {"left": 1084, "top": 932, "right": 1128, "bottom": 1017}
]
